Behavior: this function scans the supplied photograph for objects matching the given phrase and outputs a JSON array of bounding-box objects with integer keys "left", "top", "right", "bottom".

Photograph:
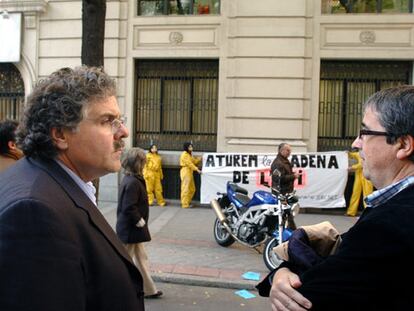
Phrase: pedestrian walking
[
  {"left": 179, "top": 142, "right": 201, "bottom": 208},
  {"left": 0, "top": 66, "right": 144, "bottom": 311},
  {"left": 117, "top": 147, "right": 163, "bottom": 299},
  {"left": 144, "top": 144, "right": 166, "bottom": 206}
]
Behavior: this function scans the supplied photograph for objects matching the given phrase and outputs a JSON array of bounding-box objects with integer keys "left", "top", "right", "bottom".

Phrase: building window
[
  {"left": 318, "top": 61, "right": 411, "bottom": 151},
  {"left": 0, "top": 63, "right": 24, "bottom": 121},
  {"left": 134, "top": 59, "right": 218, "bottom": 152},
  {"left": 322, "top": 0, "right": 413, "bottom": 13},
  {"left": 138, "top": 0, "right": 220, "bottom": 16}
]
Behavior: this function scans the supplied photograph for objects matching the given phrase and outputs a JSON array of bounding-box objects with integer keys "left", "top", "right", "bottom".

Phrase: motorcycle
[{"left": 210, "top": 175, "right": 300, "bottom": 271}]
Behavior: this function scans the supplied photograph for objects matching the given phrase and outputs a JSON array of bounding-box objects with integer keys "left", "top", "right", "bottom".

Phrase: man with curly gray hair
[{"left": 0, "top": 66, "right": 144, "bottom": 311}]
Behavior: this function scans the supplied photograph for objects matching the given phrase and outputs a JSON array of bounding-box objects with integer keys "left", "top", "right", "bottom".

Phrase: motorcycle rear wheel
[
  {"left": 263, "top": 237, "right": 284, "bottom": 271},
  {"left": 213, "top": 218, "right": 235, "bottom": 247}
]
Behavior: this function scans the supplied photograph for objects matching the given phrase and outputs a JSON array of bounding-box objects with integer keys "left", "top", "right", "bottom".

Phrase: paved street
[
  {"left": 145, "top": 282, "right": 269, "bottom": 311},
  {"left": 100, "top": 201, "right": 357, "bottom": 290}
]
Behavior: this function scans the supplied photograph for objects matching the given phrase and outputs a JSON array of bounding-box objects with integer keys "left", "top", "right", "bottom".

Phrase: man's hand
[
  {"left": 270, "top": 268, "right": 312, "bottom": 311},
  {"left": 136, "top": 218, "right": 146, "bottom": 228}
]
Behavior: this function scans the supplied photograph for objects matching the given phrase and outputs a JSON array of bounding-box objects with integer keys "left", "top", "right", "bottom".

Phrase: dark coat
[
  {"left": 258, "top": 185, "right": 414, "bottom": 311},
  {"left": 116, "top": 174, "right": 151, "bottom": 244},
  {"left": 0, "top": 158, "right": 144, "bottom": 311},
  {"left": 270, "top": 153, "right": 295, "bottom": 194}
]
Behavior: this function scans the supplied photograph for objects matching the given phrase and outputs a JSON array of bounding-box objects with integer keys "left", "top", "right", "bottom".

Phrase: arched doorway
[{"left": 0, "top": 63, "right": 25, "bottom": 121}]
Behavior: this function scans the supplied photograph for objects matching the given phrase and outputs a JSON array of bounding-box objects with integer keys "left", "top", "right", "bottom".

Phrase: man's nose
[
  {"left": 115, "top": 123, "right": 129, "bottom": 138},
  {"left": 351, "top": 136, "right": 361, "bottom": 149}
]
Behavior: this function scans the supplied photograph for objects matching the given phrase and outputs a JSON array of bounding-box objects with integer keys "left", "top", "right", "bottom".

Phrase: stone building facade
[{"left": 1, "top": 0, "right": 413, "bottom": 201}]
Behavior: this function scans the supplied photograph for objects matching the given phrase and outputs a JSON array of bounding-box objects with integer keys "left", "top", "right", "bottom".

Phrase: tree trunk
[
  {"left": 81, "top": 0, "right": 106, "bottom": 67},
  {"left": 81, "top": 0, "right": 107, "bottom": 199}
]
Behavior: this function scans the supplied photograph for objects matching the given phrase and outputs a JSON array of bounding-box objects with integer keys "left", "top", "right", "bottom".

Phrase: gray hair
[
  {"left": 17, "top": 66, "right": 116, "bottom": 159},
  {"left": 364, "top": 85, "right": 414, "bottom": 161},
  {"left": 121, "top": 147, "right": 146, "bottom": 176},
  {"left": 278, "top": 143, "right": 289, "bottom": 152}
]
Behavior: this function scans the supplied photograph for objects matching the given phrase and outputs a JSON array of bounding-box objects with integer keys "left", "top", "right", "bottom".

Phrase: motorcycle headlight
[{"left": 291, "top": 203, "right": 300, "bottom": 217}]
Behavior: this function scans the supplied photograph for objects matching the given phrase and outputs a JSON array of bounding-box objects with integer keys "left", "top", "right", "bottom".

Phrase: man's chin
[
  {"left": 113, "top": 150, "right": 123, "bottom": 159},
  {"left": 105, "top": 162, "right": 122, "bottom": 174},
  {"left": 112, "top": 163, "right": 122, "bottom": 172}
]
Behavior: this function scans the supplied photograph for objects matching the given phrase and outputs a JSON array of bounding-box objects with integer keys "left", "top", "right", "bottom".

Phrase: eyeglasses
[
  {"left": 111, "top": 116, "right": 127, "bottom": 134},
  {"left": 358, "top": 129, "right": 391, "bottom": 140}
]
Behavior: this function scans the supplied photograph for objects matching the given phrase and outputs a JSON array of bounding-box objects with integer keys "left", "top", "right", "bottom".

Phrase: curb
[{"left": 152, "top": 272, "right": 259, "bottom": 291}]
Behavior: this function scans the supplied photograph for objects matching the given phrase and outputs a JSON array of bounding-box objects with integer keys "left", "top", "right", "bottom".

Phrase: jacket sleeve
[
  {"left": 274, "top": 159, "right": 295, "bottom": 184},
  {"left": 193, "top": 156, "right": 202, "bottom": 166},
  {"left": 258, "top": 216, "right": 405, "bottom": 310},
  {"left": 0, "top": 199, "right": 86, "bottom": 311},
  {"left": 119, "top": 180, "right": 143, "bottom": 224},
  {"left": 181, "top": 153, "right": 199, "bottom": 171},
  {"left": 295, "top": 216, "right": 404, "bottom": 310}
]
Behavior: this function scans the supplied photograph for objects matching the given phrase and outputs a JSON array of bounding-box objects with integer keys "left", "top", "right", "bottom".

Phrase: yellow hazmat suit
[
  {"left": 143, "top": 152, "right": 166, "bottom": 206},
  {"left": 346, "top": 151, "right": 374, "bottom": 216},
  {"left": 180, "top": 151, "right": 201, "bottom": 208}
]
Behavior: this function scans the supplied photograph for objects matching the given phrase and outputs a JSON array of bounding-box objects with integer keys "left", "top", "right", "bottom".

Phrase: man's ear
[
  {"left": 50, "top": 127, "right": 69, "bottom": 150},
  {"left": 396, "top": 135, "right": 414, "bottom": 160},
  {"left": 7, "top": 140, "right": 17, "bottom": 150}
]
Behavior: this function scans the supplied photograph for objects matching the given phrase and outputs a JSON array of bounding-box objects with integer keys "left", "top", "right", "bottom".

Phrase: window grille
[
  {"left": 0, "top": 63, "right": 24, "bottom": 121},
  {"left": 318, "top": 61, "right": 411, "bottom": 151},
  {"left": 134, "top": 59, "right": 218, "bottom": 152}
]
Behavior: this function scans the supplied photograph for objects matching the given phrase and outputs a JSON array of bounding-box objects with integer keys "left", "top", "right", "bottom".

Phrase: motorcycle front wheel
[
  {"left": 263, "top": 237, "right": 284, "bottom": 271},
  {"left": 213, "top": 218, "right": 235, "bottom": 247},
  {"left": 287, "top": 214, "right": 297, "bottom": 230}
]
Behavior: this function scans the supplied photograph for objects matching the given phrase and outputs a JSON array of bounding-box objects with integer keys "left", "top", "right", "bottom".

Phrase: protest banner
[{"left": 200, "top": 151, "right": 348, "bottom": 208}]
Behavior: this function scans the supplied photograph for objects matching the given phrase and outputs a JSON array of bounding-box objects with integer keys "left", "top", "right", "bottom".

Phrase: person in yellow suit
[
  {"left": 180, "top": 142, "right": 201, "bottom": 208},
  {"left": 143, "top": 144, "right": 166, "bottom": 207},
  {"left": 346, "top": 148, "right": 374, "bottom": 216}
]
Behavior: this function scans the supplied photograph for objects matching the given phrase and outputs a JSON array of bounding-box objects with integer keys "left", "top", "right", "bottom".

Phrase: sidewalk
[{"left": 99, "top": 201, "right": 357, "bottom": 290}]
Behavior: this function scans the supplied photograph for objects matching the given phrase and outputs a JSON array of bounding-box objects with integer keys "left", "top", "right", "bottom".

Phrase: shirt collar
[
  {"left": 54, "top": 159, "right": 97, "bottom": 206},
  {"left": 365, "top": 176, "right": 414, "bottom": 208}
]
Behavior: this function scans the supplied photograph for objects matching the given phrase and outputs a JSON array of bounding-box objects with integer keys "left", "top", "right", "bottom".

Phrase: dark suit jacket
[
  {"left": 116, "top": 174, "right": 151, "bottom": 244},
  {"left": 0, "top": 158, "right": 145, "bottom": 311},
  {"left": 258, "top": 185, "right": 414, "bottom": 310}
]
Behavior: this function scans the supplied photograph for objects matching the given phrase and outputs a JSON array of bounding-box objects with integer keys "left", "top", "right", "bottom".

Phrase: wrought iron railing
[
  {"left": 0, "top": 63, "right": 24, "bottom": 121},
  {"left": 318, "top": 61, "right": 411, "bottom": 151},
  {"left": 134, "top": 59, "right": 218, "bottom": 151}
]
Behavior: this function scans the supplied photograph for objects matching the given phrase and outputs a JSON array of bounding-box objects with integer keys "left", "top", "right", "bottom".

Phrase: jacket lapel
[{"left": 30, "top": 158, "right": 135, "bottom": 267}]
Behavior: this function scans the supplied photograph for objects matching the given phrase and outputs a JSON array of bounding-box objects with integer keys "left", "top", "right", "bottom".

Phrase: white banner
[{"left": 200, "top": 152, "right": 348, "bottom": 208}]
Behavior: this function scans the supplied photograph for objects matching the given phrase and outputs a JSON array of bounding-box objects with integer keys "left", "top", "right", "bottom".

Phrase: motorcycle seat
[
  {"left": 233, "top": 192, "right": 251, "bottom": 206},
  {"left": 228, "top": 182, "right": 248, "bottom": 195}
]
